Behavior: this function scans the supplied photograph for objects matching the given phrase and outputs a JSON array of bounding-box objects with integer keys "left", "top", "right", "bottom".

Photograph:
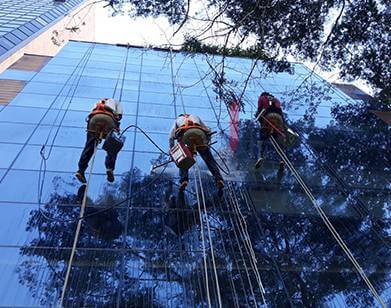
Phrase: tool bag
[
  {"left": 170, "top": 142, "right": 195, "bottom": 170},
  {"left": 103, "top": 131, "right": 126, "bottom": 156},
  {"left": 285, "top": 127, "right": 299, "bottom": 148}
]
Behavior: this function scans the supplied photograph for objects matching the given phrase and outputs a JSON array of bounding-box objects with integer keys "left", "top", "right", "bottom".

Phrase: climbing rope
[
  {"left": 193, "top": 166, "right": 212, "bottom": 307},
  {"left": 59, "top": 138, "right": 99, "bottom": 307},
  {"left": 37, "top": 44, "right": 95, "bottom": 222},
  {"left": 292, "top": 126, "right": 391, "bottom": 249},
  {"left": 222, "top": 186, "right": 259, "bottom": 306},
  {"left": 225, "top": 182, "right": 267, "bottom": 306},
  {"left": 194, "top": 162, "right": 223, "bottom": 307},
  {"left": 227, "top": 182, "right": 267, "bottom": 306},
  {"left": 269, "top": 135, "right": 386, "bottom": 308},
  {"left": 240, "top": 186, "right": 294, "bottom": 307},
  {"left": 203, "top": 183, "right": 250, "bottom": 308}
]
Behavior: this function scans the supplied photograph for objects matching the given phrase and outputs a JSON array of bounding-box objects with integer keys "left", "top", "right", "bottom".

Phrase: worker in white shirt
[
  {"left": 169, "top": 113, "right": 224, "bottom": 191},
  {"left": 75, "top": 98, "right": 124, "bottom": 183}
]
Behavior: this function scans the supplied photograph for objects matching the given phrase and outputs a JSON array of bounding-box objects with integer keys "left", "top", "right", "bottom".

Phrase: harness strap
[
  {"left": 89, "top": 101, "right": 116, "bottom": 121},
  {"left": 174, "top": 114, "right": 210, "bottom": 137}
]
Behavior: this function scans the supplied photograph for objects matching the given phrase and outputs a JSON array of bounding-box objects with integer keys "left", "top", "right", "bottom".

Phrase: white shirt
[
  {"left": 92, "top": 98, "right": 124, "bottom": 115},
  {"left": 169, "top": 114, "right": 208, "bottom": 148}
]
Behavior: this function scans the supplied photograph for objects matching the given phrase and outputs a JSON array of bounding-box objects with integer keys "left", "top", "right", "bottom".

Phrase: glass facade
[
  {"left": 0, "top": 41, "right": 389, "bottom": 307},
  {"left": 0, "top": 0, "right": 84, "bottom": 56}
]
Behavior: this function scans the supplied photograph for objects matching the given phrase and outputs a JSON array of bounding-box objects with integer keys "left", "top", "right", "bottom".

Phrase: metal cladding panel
[
  {"left": 0, "top": 0, "right": 85, "bottom": 54},
  {"left": 9, "top": 54, "right": 51, "bottom": 72},
  {"left": 0, "top": 79, "right": 26, "bottom": 104}
]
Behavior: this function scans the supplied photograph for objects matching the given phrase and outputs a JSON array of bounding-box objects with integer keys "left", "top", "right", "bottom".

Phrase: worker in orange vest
[
  {"left": 169, "top": 114, "right": 224, "bottom": 191},
  {"left": 75, "top": 98, "right": 124, "bottom": 183}
]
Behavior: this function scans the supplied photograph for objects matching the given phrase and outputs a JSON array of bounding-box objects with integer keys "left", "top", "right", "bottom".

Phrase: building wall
[
  {"left": 0, "top": 41, "right": 389, "bottom": 307},
  {"left": 0, "top": 0, "right": 95, "bottom": 73}
]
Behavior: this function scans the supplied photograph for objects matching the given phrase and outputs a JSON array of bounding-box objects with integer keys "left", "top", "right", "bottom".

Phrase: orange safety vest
[
  {"left": 175, "top": 114, "right": 209, "bottom": 136},
  {"left": 89, "top": 101, "right": 116, "bottom": 121}
]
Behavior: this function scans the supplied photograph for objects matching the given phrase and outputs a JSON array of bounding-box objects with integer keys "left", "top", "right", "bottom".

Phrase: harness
[
  {"left": 87, "top": 100, "right": 118, "bottom": 139},
  {"left": 174, "top": 114, "right": 210, "bottom": 137},
  {"left": 89, "top": 100, "right": 116, "bottom": 121},
  {"left": 257, "top": 96, "right": 285, "bottom": 138}
]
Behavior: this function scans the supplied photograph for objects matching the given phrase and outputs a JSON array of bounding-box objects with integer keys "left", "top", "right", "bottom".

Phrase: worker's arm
[
  {"left": 198, "top": 118, "right": 211, "bottom": 133},
  {"left": 168, "top": 121, "right": 177, "bottom": 149},
  {"left": 255, "top": 96, "right": 266, "bottom": 118},
  {"left": 111, "top": 101, "right": 123, "bottom": 122},
  {"left": 116, "top": 101, "right": 124, "bottom": 116}
]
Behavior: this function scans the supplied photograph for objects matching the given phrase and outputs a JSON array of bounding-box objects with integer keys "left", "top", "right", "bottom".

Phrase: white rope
[
  {"left": 59, "top": 141, "right": 98, "bottom": 307},
  {"left": 269, "top": 135, "right": 386, "bottom": 308},
  {"left": 223, "top": 188, "right": 258, "bottom": 307},
  {"left": 169, "top": 48, "right": 178, "bottom": 116},
  {"left": 227, "top": 183, "right": 267, "bottom": 307},
  {"left": 240, "top": 186, "right": 295, "bottom": 307},
  {"left": 229, "top": 183, "right": 267, "bottom": 299},
  {"left": 193, "top": 167, "right": 212, "bottom": 307},
  {"left": 195, "top": 162, "right": 223, "bottom": 308}
]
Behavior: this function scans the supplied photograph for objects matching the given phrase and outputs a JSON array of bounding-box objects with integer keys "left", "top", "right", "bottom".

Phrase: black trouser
[
  {"left": 78, "top": 132, "right": 117, "bottom": 172},
  {"left": 258, "top": 129, "right": 286, "bottom": 157},
  {"left": 179, "top": 147, "right": 223, "bottom": 183}
]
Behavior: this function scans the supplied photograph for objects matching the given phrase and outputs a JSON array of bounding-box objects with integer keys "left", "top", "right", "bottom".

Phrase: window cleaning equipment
[
  {"left": 286, "top": 127, "right": 299, "bottom": 148},
  {"left": 170, "top": 141, "right": 195, "bottom": 170},
  {"left": 103, "top": 131, "right": 126, "bottom": 156}
]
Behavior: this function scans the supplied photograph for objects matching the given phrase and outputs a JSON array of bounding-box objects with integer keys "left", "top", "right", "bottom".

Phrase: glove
[{"left": 169, "top": 140, "right": 175, "bottom": 150}]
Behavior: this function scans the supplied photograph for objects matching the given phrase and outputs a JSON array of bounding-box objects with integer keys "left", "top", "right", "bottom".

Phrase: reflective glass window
[
  {"left": 0, "top": 143, "right": 22, "bottom": 168},
  {"left": 0, "top": 106, "right": 46, "bottom": 124},
  {"left": 0, "top": 69, "right": 35, "bottom": 81}
]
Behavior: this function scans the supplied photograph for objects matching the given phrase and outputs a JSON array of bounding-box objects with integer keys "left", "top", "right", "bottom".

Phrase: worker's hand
[
  {"left": 203, "top": 126, "right": 211, "bottom": 134},
  {"left": 169, "top": 141, "right": 175, "bottom": 150}
]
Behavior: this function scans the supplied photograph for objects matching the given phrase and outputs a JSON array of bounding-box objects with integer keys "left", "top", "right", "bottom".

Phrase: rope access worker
[
  {"left": 169, "top": 114, "right": 224, "bottom": 191},
  {"left": 254, "top": 92, "right": 286, "bottom": 173},
  {"left": 75, "top": 98, "right": 124, "bottom": 183}
]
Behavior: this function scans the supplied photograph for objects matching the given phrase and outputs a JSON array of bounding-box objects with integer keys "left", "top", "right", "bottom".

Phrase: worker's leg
[
  {"left": 273, "top": 131, "right": 286, "bottom": 174},
  {"left": 105, "top": 152, "right": 117, "bottom": 171},
  {"left": 255, "top": 128, "right": 268, "bottom": 169},
  {"left": 78, "top": 132, "right": 97, "bottom": 172},
  {"left": 179, "top": 167, "right": 189, "bottom": 190},
  {"left": 76, "top": 132, "right": 97, "bottom": 183},
  {"left": 198, "top": 147, "right": 223, "bottom": 183},
  {"left": 104, "top": 152, "right": 117, "bottom": 183}
]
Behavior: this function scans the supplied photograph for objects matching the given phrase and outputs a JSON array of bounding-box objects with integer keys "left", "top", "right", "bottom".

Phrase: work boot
[
  {"left": 278, "top": 160, "right": 285, "bottom": 173},
  {"left": 277, "top": 161, "right": 285, "bottom": 182},
  {"left": 106, "top": 169, "right": 114, "bottom": 183},
  {"left": 255, "top": 157, "right": 264, "bottom": 169},
  {"left": 75, "top": 170, "right": 87, "bottom": 184},
  {"left": 179, "top": 180, "right": 188, "bottom": 191},
  {"left": 216, "top": 179, "right": 224, "bottom": 190}
]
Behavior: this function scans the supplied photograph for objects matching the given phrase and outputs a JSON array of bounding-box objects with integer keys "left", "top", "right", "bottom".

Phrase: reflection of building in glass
[{"left": 0, "top": 41, "right": 389, "bottom": 307}]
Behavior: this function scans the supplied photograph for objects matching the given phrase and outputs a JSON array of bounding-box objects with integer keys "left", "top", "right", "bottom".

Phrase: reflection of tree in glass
[
  {"left": 230, "top": 98, "right": 390, "bottom": 306},
  {"left": 18, "top": 97, "right": 390, "bottom": 307}
]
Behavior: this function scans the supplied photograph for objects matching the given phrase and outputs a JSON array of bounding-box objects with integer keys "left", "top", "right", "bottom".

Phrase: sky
[{"left": 91, "top": 1, "right": 372, "bottom": 95}]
